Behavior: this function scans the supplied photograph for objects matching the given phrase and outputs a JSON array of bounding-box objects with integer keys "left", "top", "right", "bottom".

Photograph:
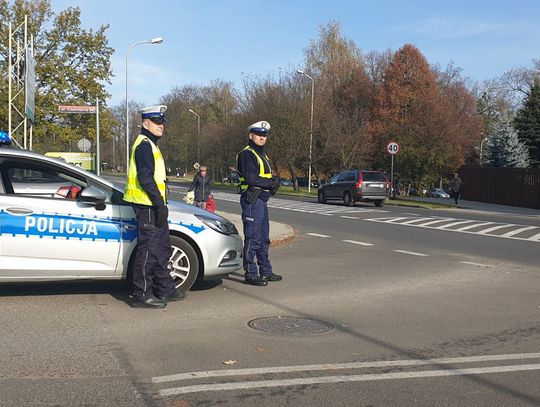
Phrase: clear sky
[{"left": 50, "top": 0, "right": 540, "bottom": 107}]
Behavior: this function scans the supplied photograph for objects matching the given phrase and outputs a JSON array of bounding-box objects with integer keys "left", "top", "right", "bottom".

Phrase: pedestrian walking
[
  {"left": 123, "top": 105, "right": 185, "bottom": 308},
  {"left": 188, "top": 165, "right": 212, "bottom": 210},
  {"left": 236, "top": 121, "right": 282, "bottom": 286},
  {"left": 451, "top": 172, "right": 462, "bottom": 205}
]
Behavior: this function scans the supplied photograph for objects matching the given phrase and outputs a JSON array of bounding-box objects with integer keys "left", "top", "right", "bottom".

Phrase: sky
[{"left": 50, "top": 0, "right": 540, "bottom": 108}]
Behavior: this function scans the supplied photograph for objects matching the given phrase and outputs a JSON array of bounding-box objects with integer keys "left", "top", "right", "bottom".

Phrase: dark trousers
[
  {"left": 132, "top": 206, "right": 175, "bottom": 301},
  {"left": 453, "top": 190, "right": 461, "bottom": 204},
  {"left": 240, "top": 193, "right": 272, "bottom": 279}
]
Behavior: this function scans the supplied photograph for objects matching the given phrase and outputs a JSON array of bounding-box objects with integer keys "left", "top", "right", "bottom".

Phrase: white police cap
[
  {"left": 141, "top": 105, "right": 167, "bottom": 122},
  {"left": 248, "top": 121, "right": 271, "bottom": 134}
]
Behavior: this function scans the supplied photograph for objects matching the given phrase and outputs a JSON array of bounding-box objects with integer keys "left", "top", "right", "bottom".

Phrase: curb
[{"left": 216, "top": 211, "right": 296, "bottom": 247}]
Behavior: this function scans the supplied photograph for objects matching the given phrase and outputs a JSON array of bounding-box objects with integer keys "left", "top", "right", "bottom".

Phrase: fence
[{"left": 459, "top": 166, "right": 540, "bottom": 209}]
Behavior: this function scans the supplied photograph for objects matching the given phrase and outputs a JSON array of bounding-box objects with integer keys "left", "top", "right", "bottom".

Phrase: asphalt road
[{"left": 1, "top": 186, "right": 539, "bottom": 406}]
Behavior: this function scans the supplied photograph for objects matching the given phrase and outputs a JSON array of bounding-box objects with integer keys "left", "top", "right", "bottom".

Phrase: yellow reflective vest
[
  {"left": 238, "top": 145, "right": 272, "bottom": 192},
  {"left": 123, "top": 134, "right": 167, "bottom": 205}
]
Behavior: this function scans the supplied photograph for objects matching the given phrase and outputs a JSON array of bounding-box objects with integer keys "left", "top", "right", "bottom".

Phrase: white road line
[
  {"left": 456, "top": 222, "right": 494, "bottom": 231},
  {"left": 393, "top": 250, "right": 429, "bottom": 257},
  {"left": 461, "top": 261, "right": 492, "bottom": 267},
  {"left": 529, "top": 232, "right": 540, "bottom": 241},
  {"left": 419, "top": 218, "right": 455, "bottom": 226},
  {"left": 435, "top": 220, "right": 476, "bottom": 229},
  {"left": 342, "top": 240, "right": 373, "bottom": 246},
  {"left": 340, "top": 216, "right": 359, "bottom": 219},
  {"left": 477, "top": 224, "right": 515, "bottom": 235},
  {"left": 306, "top": 233, "right": 331, "bottom": 238},
  {"left": 401, "top": 217, "right": 435, "bottom": 224},
  {"left": 152, "top": 352, "right": 540, "bottom": 383},
  {"left": 386, "top": 217, "right": 411, "bottom": 223},
  {"left": 402, "top": 212, "right": 420, "bottom": 216},
  {"left": 158, "top": 364, "right": 540, "bottom": 396},
  {"left": 501, "top": 226, "right": 537, "bottom": 237}
]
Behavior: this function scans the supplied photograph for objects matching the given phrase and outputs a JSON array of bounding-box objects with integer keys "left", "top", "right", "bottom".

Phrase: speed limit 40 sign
[{"left": 387, "top": 141, "right": 400, "bottom": 155}]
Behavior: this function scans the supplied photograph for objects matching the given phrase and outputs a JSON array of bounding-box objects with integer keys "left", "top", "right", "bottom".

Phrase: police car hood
[{"left": 168, "top": 199, "right": 223, "bottom": 220}]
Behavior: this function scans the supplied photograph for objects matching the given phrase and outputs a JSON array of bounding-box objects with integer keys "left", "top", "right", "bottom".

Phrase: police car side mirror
[{"left": 80, "top": 186, "right": 107, "bottom": 210}]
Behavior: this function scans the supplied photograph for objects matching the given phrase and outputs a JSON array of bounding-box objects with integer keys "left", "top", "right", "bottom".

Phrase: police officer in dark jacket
[
  {"left": 237, "top": 121, "right": 282, "bottom": 286},
  {"left": 124, "top": 105, "right": 185, "bottom": 308}
]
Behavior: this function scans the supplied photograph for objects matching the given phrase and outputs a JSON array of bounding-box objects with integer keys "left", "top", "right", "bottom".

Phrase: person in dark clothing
[
  {"left": 124, "top": 105, "right": 185, "bottom": 308},
  {"left": 236, "top": 120, "right": 282, "bottom": 286},
  {"left": 450, "top": 172, "right": 462, "bottom": 205},
  {"left": 188, "top": 165, "right": 212, "bottom": 210}
]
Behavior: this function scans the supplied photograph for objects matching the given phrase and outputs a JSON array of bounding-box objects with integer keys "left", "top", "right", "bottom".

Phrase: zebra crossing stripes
[
  {"left": 210, "top": 192, "right": 388, "bottom": 215},
  {"left": 366, "top": 216, "right": 540, "bottom": 242}
]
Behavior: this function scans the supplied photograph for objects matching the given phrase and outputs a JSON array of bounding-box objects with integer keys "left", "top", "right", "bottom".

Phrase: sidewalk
[
  {"left": 216, "top": 211, "right": 296, "bottom": 246},
  {"left": 397, "top": 196, "right": 540, "bottom": 217}
]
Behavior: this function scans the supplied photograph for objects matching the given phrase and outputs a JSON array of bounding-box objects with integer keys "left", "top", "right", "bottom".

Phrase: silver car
[{"left": 0, "top": 147, "right": 243, "bottom": 291}]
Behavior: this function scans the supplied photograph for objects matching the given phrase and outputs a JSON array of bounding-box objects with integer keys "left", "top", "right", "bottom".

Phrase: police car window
[{"left": 5, "top": 162, "right": 87, "bottom": 199}]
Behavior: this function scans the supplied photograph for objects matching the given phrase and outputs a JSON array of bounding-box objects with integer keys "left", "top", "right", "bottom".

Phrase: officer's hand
[
  {"left": 156, "top": 205, "right": 169, "bottom": 227},
  {"left": 270, "top": 176, "right": 281, "bottom": 196}
]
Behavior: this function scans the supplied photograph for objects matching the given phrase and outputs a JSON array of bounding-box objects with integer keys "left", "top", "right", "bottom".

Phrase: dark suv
[{"left": 318, "top": 170, "right": 389, "bottom": 207}]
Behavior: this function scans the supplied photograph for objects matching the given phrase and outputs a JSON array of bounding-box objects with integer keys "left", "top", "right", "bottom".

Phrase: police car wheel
[{"left": 169, "top": 236, "right": 199, "bottom": 291}]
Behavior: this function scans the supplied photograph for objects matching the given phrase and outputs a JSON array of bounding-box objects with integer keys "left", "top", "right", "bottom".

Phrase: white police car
[{"left": 0, "top": 132, "right": 242, "bottom": 291}]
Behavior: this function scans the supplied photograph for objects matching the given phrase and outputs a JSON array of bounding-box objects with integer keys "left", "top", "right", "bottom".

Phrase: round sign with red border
[{"left": 387, "top": 141, "right": 400, "bottom": 155}]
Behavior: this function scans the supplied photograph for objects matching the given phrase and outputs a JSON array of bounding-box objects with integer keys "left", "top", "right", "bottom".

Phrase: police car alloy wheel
[{"left": 169, "top": 235, "right": 199, "bottom": 291}]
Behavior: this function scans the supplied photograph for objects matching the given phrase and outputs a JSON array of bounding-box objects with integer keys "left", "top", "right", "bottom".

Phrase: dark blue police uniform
[{"left": 237, "top": 121, "right": 282, "bottom": 286}]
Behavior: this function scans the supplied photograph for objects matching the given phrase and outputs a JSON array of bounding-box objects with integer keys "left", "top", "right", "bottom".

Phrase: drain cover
[{"left": 248, "top": 316, "right": 334, "bottom": 335}]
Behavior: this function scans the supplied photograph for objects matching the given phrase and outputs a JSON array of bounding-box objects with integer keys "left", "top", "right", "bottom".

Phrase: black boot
[{"left": 244, "top": 276, "right": 268, "bottom": 286}]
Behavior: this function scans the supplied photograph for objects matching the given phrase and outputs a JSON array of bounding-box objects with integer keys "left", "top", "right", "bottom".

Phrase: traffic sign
[
  {"left": 387, "top": 141, "right": 400, "bottom": 155},
  {"left": 59, "top": 105, "right": 97, "bottom": 114},
  {"left": 77, "top": 138, "right": 91, "bottom": 152}
]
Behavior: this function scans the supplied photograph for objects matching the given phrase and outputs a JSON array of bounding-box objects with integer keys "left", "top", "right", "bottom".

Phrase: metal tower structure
[{"left": 8, "top": 15, "right": 35, "bottom": 149}]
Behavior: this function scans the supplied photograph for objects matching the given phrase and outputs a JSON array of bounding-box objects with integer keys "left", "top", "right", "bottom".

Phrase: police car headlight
[{"left": 195, "top": 214, "right": 238, "bottom": 235}]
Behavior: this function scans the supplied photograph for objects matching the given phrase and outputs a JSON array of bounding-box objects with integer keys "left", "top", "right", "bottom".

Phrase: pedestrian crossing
[
  {"left": 210, "top": 192, "right": 388, "bottom": 215},
  {"left": 366, "top": 216, "right": 540, "bottom": 242}
]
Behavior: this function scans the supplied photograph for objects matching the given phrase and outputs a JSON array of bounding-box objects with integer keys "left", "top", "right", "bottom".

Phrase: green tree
[
  {"left": 513, "top": 79, "right": 540, "bottom": 166},
  {"left": 486, "top": 114, "right": 530, "bottom": 167},
  {"left": 0, "top": 0, "right": 114, "bottom": 152}
]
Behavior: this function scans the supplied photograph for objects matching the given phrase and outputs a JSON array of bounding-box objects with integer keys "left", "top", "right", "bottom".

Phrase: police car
[{"left": 0, "top": 132, "right": 243, "bottom": 291}]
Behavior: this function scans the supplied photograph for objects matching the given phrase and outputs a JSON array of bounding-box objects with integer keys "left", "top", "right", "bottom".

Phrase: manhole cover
[{"left": 248, "top": 316, "right": 334, "bottom": 335}]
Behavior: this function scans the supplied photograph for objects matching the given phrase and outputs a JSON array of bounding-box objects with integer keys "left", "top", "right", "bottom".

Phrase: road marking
[
  {"left": 529, "top": 232, "right": 540, "bottom": 241},
  {"left": 394, "top": 249, "right": 429, "bottom": 257},
  {"left": 401, "top": 217, "right": 435, "bottom": 224},
  {"left": 159, "top": 364, "right": 540, "bottom": 396},
  {"left": 419, "top": 218, "right": 455, "bottom": 226},
  {"left": 402, "top": 212, "right": 420, "bottom": 216},
  {"left": 152, "top": 352, "right": 540, "bottom": 383},
  {"left": 501, "top": 226, "right": 537, "bottom": 237},
  {"left": 455, "top": 222, "right": 494, "bottom": 231},
  {"left": 340, "top": 216, "right": 359, "bottom": 219},
  {"left": 435, "top": 220, "right": 476, "bottom": 229},
  {"left": 477, "top": 224, "right": 516, "bottom": 235},
  {"left": 461, "top": 261, "right": 492, "bottom": 267},
  {"left": 342, "top": 239, "right": 373, "bottom": 246},
  {"left": 306, "top": 233, "right": 331, "bottom": 238}
]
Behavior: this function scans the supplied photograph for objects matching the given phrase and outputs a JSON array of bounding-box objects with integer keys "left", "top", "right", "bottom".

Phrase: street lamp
[
  {"left": 188, "top": 109, "right": 201, "bottom": 165},
  {"left": 480, "top": 136, "right": 488, "bottom": 165},
  {"left": 297, "top": 70, "right": 314, "bottom": 194},
  {"left": 125, "top": 37, "right": 163, "bottom": 173}
]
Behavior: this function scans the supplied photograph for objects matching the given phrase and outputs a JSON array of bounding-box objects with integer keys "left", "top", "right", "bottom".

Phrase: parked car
[
  {"left": 296, "top": 177, "right": 319, "bottom": 188},
  {"left": 280, "top": 179, "right": 293, "bottom": 186},
  {"left": 317, "top": 169, "right": 389, "bottom": 207},
  {"left": 428, "top": 188, "right": 450, "bottom": 198},
  {"left": 0, "top": 139, "right": 242, "bottom": 291}
]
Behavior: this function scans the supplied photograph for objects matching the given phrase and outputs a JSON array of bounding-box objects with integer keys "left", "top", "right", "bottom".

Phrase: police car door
[{"left": 0, "top": 157, "right": 121, "bottom": 279}]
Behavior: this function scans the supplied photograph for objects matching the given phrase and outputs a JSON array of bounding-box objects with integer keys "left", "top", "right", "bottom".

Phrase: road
[{"left": 1, "top": 185, "right": 539, "bottom": 406}]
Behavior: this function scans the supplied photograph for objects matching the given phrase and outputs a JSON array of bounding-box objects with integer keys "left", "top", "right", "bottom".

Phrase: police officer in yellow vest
[
  {"left": 237, "top": 121, "right": 282, "bottom": 286},
  {"left": 124, "top": 105, "right": 185, "bottom": 308}
]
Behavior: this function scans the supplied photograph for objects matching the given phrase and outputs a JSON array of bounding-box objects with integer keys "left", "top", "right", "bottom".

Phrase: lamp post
[
  {"left": 297, "top": 70, "right": 314, "bottom": 194},
  {"left": 188, "top": 109, "right": 201, "bottom": 165},
  {"left": 480, "top": 136, "right": 488, "bottom": 165},
  {"left": 125, "top": 37, "right": 163, "bottom": 173}
]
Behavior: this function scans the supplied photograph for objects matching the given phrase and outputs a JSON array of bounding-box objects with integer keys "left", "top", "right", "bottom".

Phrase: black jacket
[
  {"left": 237, "top": 141, "right": 274, "bottom": 202},
  {"left": 189, "top": 172, "right": 212, "bottom": 202}
]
